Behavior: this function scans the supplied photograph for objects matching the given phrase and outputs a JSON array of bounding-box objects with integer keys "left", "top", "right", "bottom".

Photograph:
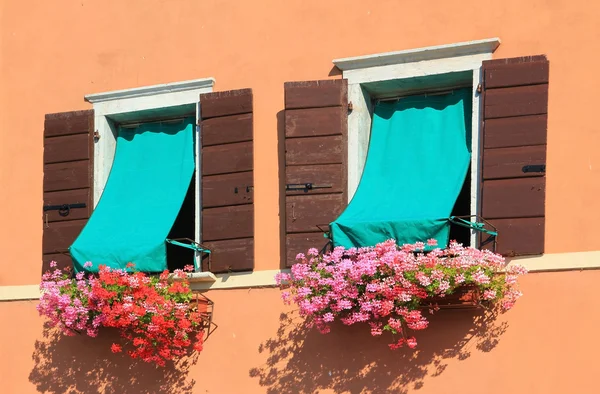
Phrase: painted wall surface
[
  {"left": 0, "top": 271, "right": 599, "bottom": 393},
  {"left": 1, "top": 0, "right": 600, "bottom": 285}
]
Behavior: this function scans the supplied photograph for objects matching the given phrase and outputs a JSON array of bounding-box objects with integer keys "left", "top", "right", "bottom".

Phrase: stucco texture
[
  {"left": 1, "top": 0, "right": 600, "bottom": 284},
  {"left": 0, "top": 271, "right": 598, "bottom": 393}
]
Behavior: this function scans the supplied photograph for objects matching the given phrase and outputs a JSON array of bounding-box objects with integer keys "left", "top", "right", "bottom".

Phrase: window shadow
[
  {"left": 29, "top": 326, "right": 198, "bottom": 394},
  {"left": 250, "top": 308, "right": 508, "bottom": 394}
]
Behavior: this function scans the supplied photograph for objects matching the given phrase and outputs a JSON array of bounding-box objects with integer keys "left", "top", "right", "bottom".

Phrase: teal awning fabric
[
  {"left": 70, "top": 118, "right": 195, "bottom": 273},
  {"left": 330, "top": 89, "right": 472, "bottom": 249}
]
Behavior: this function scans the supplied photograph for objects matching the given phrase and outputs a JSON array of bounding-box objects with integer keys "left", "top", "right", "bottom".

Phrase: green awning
[
  {"left": 330, "top": 89, "right": 471, "bottom": 249},
  {"left": 70, "top": 118, "right": 195, "bottom": 273}
]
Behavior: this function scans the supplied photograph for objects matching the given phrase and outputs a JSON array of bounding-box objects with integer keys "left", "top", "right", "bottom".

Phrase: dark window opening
[
  {"left": 449, "top": 165, "right": 472, "bottom": 246},
  {"left": 166, "top": 174, "right": 196, "bottom": 271}
]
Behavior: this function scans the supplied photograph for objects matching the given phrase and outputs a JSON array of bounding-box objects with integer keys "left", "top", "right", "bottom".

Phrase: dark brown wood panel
[
  {"left": 203, "top": 171, "right": 253, "bottom": 208},
  {"left": 285, "top": 107, "right": 345, "bottom": 138},
  {"left": 43, "top": 189, "right": 91, "bottom": 222},
  {"left": 484, "top": 115, "right": 547, "bottom": 149},
  {"left": 202, "top": 238, "right": 254, "bottom": 273},
  {"left": 43, "top": 219, "right": 86, "bottom": 254},
  {"left": 285, "top": 232, "right": 331, "bottom": 267},
  {"left": 286, "top": 135, "right": 343, "bottom": 166},
  {"left": 483, "top": 145, "right": 546, "bottom": 180},
  {"left": 484, "top": 84, "right": 548, "bottom": 119},
  {"left": 485, "top": 217, "right": 545, "bottom": 256},
  {"left": 482, "top": 177, "right": 545, "bottom": 219},
  {"left": 484, "top": 61, "right": 549, "bottom": 89},
  {"left": 44, "top": 134, "right": 90, "bottom": 164},
  {"left": 44, "top": 110, "right": 93, "bottom": 137},
  {"left": 285, "top": 164, "right": 344, "bottom": 196},
  {"left": 200, "top": 89, "right": 252, "bottom": 119},
  {"left": 43, "top": 160, "right": 91, "bottom": 192},
  {"left": 202, "top": 204, "right": 253, "bottom": 241},
  {"left": 42, "top": 253, "right": 74, "bottom": 274},
  {"left": 202, "top": 113, "right": 253, "bottom": 146},
  {"left": 285, "top": 80, "right": 348, "bottom": 110},
  {"left": 484, "top": 55, "right": 548, "bottom": 66},
  {"left": 202, "top": 141, "right": 253, "bottom": 176},
  {"left": 286, "top": 194, "right": 344, "bottom": 233}
]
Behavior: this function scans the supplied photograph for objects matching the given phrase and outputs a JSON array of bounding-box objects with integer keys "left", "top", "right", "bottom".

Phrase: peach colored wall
[
  {"left": 2, "top": 0, "right": 600, "bottom": 284},
  {"left": 1, "top": 270, "right": 599, "bottom": 393}
]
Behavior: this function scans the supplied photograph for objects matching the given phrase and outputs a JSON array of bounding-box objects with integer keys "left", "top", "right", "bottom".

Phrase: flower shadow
[
  {"left": 29, "top": 325, "right": 198, "bottom": 394},
  {"left": 250, "top": 308, "right": 508, "bottom": 394}
]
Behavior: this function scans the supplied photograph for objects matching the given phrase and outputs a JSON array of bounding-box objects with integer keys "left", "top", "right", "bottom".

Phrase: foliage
[
  {"left": 38, "top": 263, "right": 205, "bottom": 366},
  {"left": 276, "top": 239, "right": 527, "bottom": 349}
]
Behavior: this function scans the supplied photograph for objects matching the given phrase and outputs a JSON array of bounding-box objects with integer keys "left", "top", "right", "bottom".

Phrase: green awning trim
[
  {"left": 448, "top": 216, "right": 498, "bottom": 236},
  {"left": 166, "top": 238, "right": 211, "bottom": 254},
  {"left": 330, "top": 89, "right": 472, "bottom": 249},
  {"left": 70, "top": 118, "right": 196, "bottom": 273}
]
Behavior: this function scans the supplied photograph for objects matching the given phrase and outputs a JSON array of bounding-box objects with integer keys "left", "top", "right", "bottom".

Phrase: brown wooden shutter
[
  {"left": 43, "top": 110, "right": 94, "bottom": 273},
  {"left": 481, "top": 55, "right": 549, "bottom": 256},
  {"left": 284, "top": 79, "right": 348, "bottom": 266},
  {"left": 200, "top": 89, "right": 254, "bottom": 273}
]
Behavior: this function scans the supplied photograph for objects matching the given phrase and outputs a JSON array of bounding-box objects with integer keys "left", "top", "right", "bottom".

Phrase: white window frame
[
  {"left": 84, "top": 78, "right": 215, "bottom": 272},
  {"left": 333, "top": 38, "right": 501, "bottom": 246}
]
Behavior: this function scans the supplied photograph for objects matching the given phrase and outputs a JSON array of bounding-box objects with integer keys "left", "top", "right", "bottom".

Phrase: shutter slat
[
  {"left": 484, "top": 61, "right": 549, "bottom": 89},
  {"left": 484, "top": 115, "right": 547, "bottom": 149},
  {"left": 283, "top": 79, "right": 348, "bottom": 266},
  {"left": 200, "top": 89, "right": 254, "bottom": 273},
  {"left": 286, "top": 193, "right": 344, "bottom": 233},
  {"left": 483, "top": 145, "right": 546, "bottom": 180},
  {"left": 284, "top": 80, "right": 348, "bottom": 109},
  {"left": 285, "top": 135, "right": 343, "bottom": 166},
  {"left": 202, "top": 113, "right": 253, "bottom": 146},
  {"left": 482, "top": 177, "right": 546, "bottom": 219},
  {"left": 200, "top": 89, "right": 252, "bottom": 119},
  {"left": 202, "top": 171, "right": 254, "bottom": 208},
  {"left": 484, "top": 84, "right": 548, "bottom": 119},
  {"left": 285, "top": 107, "right": 345, "bottom": 138},
  {"left": 202, "top": 141, "right": 253, "bottom": 176},
  {"left": 481, "top": 56, "right": 548, "bottom": 256}
]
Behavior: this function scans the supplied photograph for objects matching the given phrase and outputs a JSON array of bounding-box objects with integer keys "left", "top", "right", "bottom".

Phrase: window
[{"left": 333, "top": 38, "right": 501, "bottom": 247}]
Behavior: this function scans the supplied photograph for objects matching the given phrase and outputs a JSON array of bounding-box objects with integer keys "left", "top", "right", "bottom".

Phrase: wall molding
[
  {"left": 85, "top": 78, "right": 215, "bottom": 104},
  {"left": 3, "top": 252, "right": 600, "bottom": 301}
]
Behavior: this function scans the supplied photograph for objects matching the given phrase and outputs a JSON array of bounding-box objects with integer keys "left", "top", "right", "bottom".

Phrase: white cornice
[
  {"left": 85, "top": 78, "right": 216, "bottom": 103},
  {"left": 333, "top": 38, "right": 500, "bottom": 71}
]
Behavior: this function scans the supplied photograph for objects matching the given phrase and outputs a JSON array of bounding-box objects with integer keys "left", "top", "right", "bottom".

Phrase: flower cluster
[
  {"left": 276, "top": 239, "right": 527, "bottom": 349},
  {"left": 38, "top": 262, "right": 205, "bottom": 366}
]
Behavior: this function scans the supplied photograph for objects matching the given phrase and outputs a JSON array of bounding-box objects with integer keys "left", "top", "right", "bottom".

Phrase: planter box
[{"left": 419, "top": 285, "right": 481, "bottom": 309}]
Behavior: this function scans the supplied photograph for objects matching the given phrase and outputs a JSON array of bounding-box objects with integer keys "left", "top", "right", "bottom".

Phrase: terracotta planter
[{"left": 420, "top": 285, "right": 481, "bottom": 309}]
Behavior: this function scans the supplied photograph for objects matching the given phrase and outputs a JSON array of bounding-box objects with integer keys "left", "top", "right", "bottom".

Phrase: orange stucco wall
[
  {"left": 1, "top": 0, "right": 600, "bottom": 285},
  {"left": 1, "top": 271, "right": 600, "bottom": 393},
  {"left": 2, "top": 2, "right": 600, "bottom": 392}
]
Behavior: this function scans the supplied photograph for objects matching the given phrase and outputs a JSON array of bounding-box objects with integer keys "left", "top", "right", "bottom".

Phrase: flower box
[{"left": 277, "top": 239, "right": 526, "bottom": 349}]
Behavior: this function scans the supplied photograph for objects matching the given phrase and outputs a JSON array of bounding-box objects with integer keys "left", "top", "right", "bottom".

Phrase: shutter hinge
[
  {"left": 348, "top": 101, "right": 353, "bottom": 112},
  {"left": 476, "top": 84, "right": 483, "bottom": 94},
  {"left": 93, "top": 130, "right": 100, "bottom": 141}
]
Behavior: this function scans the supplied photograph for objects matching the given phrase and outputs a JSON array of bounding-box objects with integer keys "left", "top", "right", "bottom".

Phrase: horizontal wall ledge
[
  {"left": 85, "top": 78, "right": 216, "bottom": 103},
  {"left": 3, "top": 251, "right": 600, "bottom": 301}
]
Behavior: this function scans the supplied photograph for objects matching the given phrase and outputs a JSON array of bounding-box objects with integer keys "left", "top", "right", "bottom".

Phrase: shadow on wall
[
  {"left": 29, "top": 326, "right": 198, "bottom": 394},
  {"left": 250, "top": 308, "right": 508, "bottom": 394}
]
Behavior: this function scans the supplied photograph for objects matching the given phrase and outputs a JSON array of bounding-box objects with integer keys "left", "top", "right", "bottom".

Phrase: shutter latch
[
  {"left": 286, "top": 183, "right": 332, "bottom": 191},
  {"left": 43, "top": 203, "right": 87, "bottom": 217},
  {"left": 522, "top": 165, "right": 546, "bottom": 173}
]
